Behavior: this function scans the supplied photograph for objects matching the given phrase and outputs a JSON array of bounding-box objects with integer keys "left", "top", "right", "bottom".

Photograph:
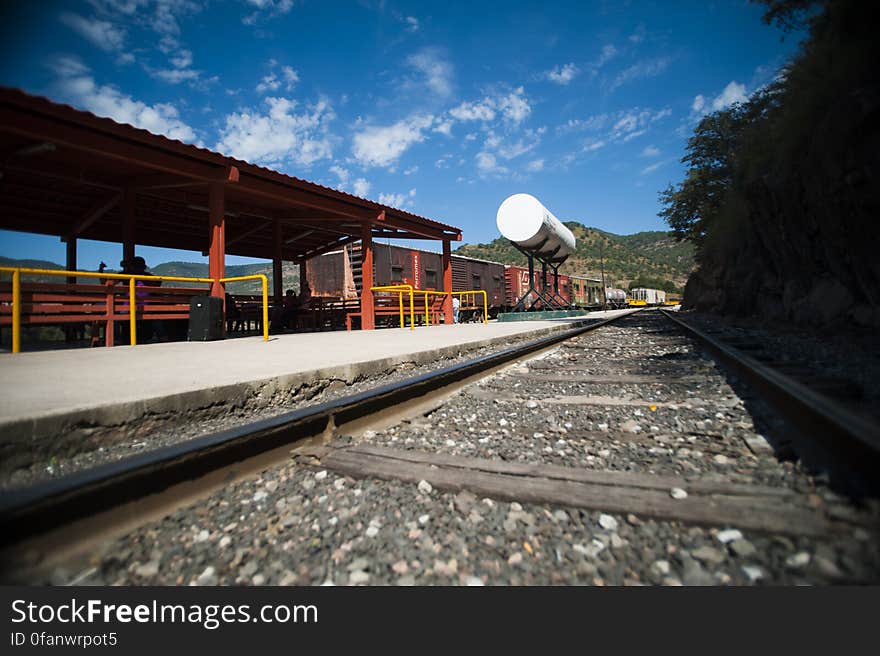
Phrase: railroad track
[{"left": 2, "top": 309, "right": 878, "bottom": 585}]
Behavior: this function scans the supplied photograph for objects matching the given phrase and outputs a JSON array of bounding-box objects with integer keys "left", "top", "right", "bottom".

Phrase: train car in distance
[
  {"left": 306, "top": 242, "right": 615, "bottom": 321},
  {"left": 569, "top": 275, "right": 604, "bottom": 309},
  {"left": 629, "top": 287, "right": 667, "bottom": 306},
  {"left": 605, "top": 288, "right": 628, "bottom": 308}
]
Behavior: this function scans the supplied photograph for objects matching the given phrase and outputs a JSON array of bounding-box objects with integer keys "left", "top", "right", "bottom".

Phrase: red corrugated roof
[{"left": 0, "top": 86, "right": 460, "bottom": 236}]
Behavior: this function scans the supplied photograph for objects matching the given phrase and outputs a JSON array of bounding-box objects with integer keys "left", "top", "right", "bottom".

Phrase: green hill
[{"left": 455, "top": 223, "right": 694, "bottom": 292}]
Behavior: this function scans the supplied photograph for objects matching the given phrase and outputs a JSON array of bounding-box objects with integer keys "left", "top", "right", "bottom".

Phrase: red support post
[
  {"left": 442, "top": 239, "right": 453, "bottom": 324},
  {"left": 273, "top": 219, "right": 283, "bottom": 303},
  {"left": 360, "top": 222, "right": 375, "bottom": 330},
  {"left": 122, "top": 188, "right": 135, "bottom": 263},
  {"left": 208, "top": 182, "right": 225, "bottom": 300}
]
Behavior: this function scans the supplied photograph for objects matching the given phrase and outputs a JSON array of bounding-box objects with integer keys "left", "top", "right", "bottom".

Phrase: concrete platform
[{"left": 0, "top": 309, "right": 632, "bottom": 445}]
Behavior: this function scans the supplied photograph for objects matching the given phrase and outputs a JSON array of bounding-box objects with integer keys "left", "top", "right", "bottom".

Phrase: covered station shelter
[{"left": 0, "top": 87, "right": 462, "bottom": 330}]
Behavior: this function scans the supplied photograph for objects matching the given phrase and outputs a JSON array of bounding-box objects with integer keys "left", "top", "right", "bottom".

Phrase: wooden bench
[{"left": 0, "top": 280, "right": 210, "bottom": 347}]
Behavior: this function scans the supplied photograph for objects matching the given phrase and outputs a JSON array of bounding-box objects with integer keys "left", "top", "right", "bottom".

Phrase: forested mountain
[{"left": 455, "top": 223, "right": 694, "bottom": 292}]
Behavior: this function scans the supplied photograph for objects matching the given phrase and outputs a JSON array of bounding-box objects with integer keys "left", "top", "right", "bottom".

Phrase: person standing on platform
[{"left": 452, "top": 295, "right": 460, "bottom": 324}]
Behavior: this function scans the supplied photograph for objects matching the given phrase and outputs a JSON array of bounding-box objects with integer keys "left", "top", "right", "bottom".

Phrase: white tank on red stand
[{"left": 496, "top": 193, "right": 576, "bottom": 261}]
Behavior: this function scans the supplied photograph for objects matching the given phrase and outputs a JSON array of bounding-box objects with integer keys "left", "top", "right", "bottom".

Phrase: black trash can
[{"left": 188, "top": 295, "right": 224, "bottom": 341}]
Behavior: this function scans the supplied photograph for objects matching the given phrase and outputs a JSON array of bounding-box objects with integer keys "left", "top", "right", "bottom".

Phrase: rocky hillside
[{"left": 455, "top": 223, "right": 694, "bottom": 292}]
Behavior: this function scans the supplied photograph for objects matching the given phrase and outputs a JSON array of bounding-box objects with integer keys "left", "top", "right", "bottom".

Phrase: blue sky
[{"left": 0, "top": 0, "right": 800, "bottom": 268}]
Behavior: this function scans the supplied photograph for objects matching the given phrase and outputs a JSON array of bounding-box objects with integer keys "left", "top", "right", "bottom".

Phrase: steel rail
[
  {"left": 661, "top": 310, "right": 880, "bottom": 497},
  {"left": 0, "top": 310, "right": 638, "bottom": 547}
]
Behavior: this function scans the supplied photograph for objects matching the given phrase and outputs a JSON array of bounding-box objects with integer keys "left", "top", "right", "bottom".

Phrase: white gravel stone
[
  {"left": 418, "top": 514, "right": 430, "bottom": 525},
  {"left": 365, "top": 526, "right": 379, "bottom": 538},
  {"left": 135, "top": 561, "right": 159, "bottom": 578},
  {"left": 465, "top": 576, "right": 484, "bottom": 586},
  {"left": 741, "top": 565, "right": 764, "bottom": 582},
  {"left": 314, "top": 470, "right": 328, "bottom": 481},
  {"left": 598, "top": 514, "right": 619, "bottom": 531},
  {"left": 196, "top": 567, "right": 217, "bottom": 586},
  {"left": 716, "top": 529, "right": 743, "bottom": 544},
  {"left": 526, "top": 400, "right": 538, "bottom": 409},
  {"left": 252, "top": 491, "right": 267, "bottom": 503},
  {"left": 498, "top": 418, "right": 509, "bottom": 427},
  {"left": 195, "top": 529, "right": 210, "bottom": 543},
  {"left": 713, "top": 454, "right": 729, "bottom": 465},
  {"left": 670, "top": 487, "right": 688, "bottom": 499},
  {"left": 219, "top": 536, "right": 232, "bottom": 549},
  {"left": 417, "top": 480, "right": 433, "bottom": 495},
  {"left": 785, "top": 552, "right": 811, "bottom": 569},
  {"left": 652, "top": 560, "right": 671, "bottom": 575},
  {"left": 349, "top": 571, "right": 370, "bottom": 585}
]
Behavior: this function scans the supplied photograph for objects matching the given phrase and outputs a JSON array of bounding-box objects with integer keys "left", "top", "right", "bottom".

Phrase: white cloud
[
  {"left": 378, "top": 188, "right": 416, "bottom": 208},
  {"left": 433, "top": 120, "right": 453, "bottom": 136},
  {"left": 584, "top": 140, "right": 605, "bottom": 152},
  {"left": 448, "top": 87, "right": 530, "bottom": 125},
  {"left": 476, "top": 152, "right": 496, "bottom": 172},
  {"left": 51, "top": 59, "right": 196, "bottom": 142},
  {"left": 59, "top": 12, "right": 126, "bottom": 52},
  {"left": 526, "top": 159, "right": 544, "bottom": 172},
  {"left": 329, "top": 164, "right": 349, "bottom": 186},
  {"left": 353, "top": 178, "right": 371, "bottom": 197},
  {"left": 711, "top": 81, "right": 747, "bottom": 110},
  {"left": 497, "top": 87, "right": 531, "bottom": 124},
  {"left": 169, "top": 49, "right": 192, "bottom": 68},
  {"left": 256, "top": 62, "right": 299, "bottom": 94},
  {"left": 256, "top": 74, "right": 280, "bottom": 94},
  {"left": 641, "top": 145, "right": 660, "bottom": 157},
  {"left": 242, "top": 0, "right": 293, "bottom": 24},
  {"left": 609, "top": 57, "right": 671, "bottom": 92},
  {"left": 49, "top": 55, "right": 91, "bottom": 78},
  {"left": 352, "top": 114, "right": 434, "bottom": 168},
  {"left": 153, "top": 68, "right": 200, "bottom": 84},
  {"left": 403, "top": 165, "right": 419, "bottom": 175},
  {"left": 450, "top": 99, "right": 496, "bottom": 122},
  {"left": 691, "top": 94, "right": 705, "bottom": 113},
  {"left": 546, "top": 62, "right": 579, "bottom": 85},
  {"left": 406, "top": 48, "right": 453, "bottom": 98},
  {"left": 640, "top": 161, "right": 664, "bottom": 175},
  {"left": 215, "top": 96, "right": 335, "bottom": 168},
  {"left": 405, "top": 16, "right": 419, "bottom": 32}
]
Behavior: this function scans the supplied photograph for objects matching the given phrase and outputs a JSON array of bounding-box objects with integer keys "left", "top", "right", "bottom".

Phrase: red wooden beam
[
  {"left": 208, "top": 182, "right": 225, "bottom": 300},
  {"left": 442, "top": 239, "right": 453, "bottom": 324}
]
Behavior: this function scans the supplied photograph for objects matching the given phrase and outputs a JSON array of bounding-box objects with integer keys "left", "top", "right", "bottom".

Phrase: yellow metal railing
[
  {"left": 219, "top": 274, "right": 269, "bottom": 343},
  {"left": 370, "top": 285, "right": 488, "bottom": 328},
  {"left": 1, "top": 267, "right": 269, "bottom": 352},
  {"left": 371, "top": 285, "right": 415, "bottom": 330}
]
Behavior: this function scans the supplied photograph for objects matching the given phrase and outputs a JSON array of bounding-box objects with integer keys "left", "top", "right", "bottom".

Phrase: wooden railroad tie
[{"left": 292, "top": 443, "right": 832, "bottom": 537}]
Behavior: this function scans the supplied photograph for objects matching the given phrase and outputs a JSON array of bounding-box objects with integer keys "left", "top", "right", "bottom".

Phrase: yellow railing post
[
  {"left": 11, "top": 268, "right": 20, "bottom": 354},
  {"left": 424, "top": 291, "right": 429, "bottom": 327},
  {"left": 398, "top": 292, "right": 404, "bottom": 328},
  {"left": 409, "top": 289, "right": 414, "bottom": 330},
  {"left": 219, "top": 274, "right": 269, "bottom": 342}
]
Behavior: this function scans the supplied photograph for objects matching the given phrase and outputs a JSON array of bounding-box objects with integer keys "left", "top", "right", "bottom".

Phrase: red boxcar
[{"left": 305, "top": 244, "right": 506, "bottom": 318}]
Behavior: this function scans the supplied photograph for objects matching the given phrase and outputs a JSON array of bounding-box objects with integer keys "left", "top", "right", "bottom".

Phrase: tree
[{"left": 658, "top": 82, "right": 782, "bottom": 248}]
